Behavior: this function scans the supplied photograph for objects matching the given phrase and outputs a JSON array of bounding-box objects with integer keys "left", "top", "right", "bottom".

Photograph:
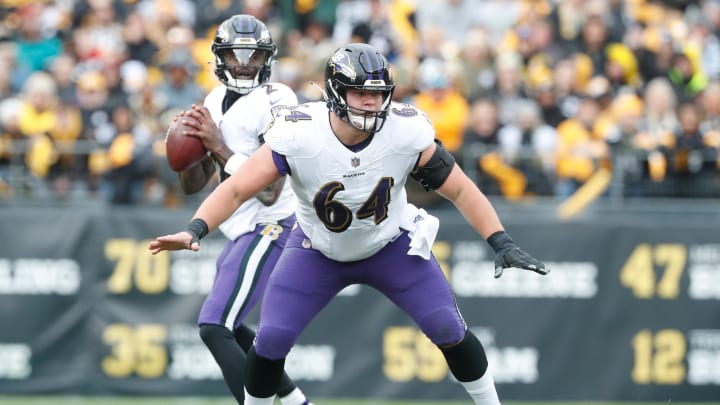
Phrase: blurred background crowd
[{"left": 1, "top": 0, "right": 719, "bottom": 207}]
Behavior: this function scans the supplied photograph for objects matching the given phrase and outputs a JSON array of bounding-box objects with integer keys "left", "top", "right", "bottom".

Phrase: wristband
[
  {"left": 186, "top": 218, "right": 209, "bottom": 243},
  {"left": 224, "top": 153, "right": 249, "bottom": 175},
  {"left": 486, "top": 230, "right": 515, "bottom": 253}
]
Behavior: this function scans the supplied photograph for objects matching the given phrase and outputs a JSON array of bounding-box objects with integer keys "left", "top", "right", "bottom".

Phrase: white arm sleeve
[{"left": 224, "top": 153, "right": 249, "bottom": 175}]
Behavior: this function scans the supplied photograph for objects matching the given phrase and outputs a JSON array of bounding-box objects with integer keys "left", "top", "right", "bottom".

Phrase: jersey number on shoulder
[
  {"left": 261, "top": 84, "right": 277, "bottom": 95},
  {"left": 284, "top": 107, "right": 312, "bottom": 122},
  {"left": 313, "top": 177, "right": 394, "bottom": 233},
  {"left": 390, "top": 106, "right": 418, "bottom": 117}
]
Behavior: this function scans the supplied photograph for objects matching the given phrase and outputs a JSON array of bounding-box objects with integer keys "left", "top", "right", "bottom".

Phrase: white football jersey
[
  {"left": 204, "top": 83, "right": 298, "bottom": 240},
  {"left": 264, "top": 101, "right": 435, "bottom": 261}
]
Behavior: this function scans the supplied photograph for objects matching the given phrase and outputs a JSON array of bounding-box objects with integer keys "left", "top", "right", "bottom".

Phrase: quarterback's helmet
[
  {"left": 325, "top": 43, "right": 395, "bottom": 133},
  {"left": 212, "top": 15, "right": 276, "bottom": 94}
]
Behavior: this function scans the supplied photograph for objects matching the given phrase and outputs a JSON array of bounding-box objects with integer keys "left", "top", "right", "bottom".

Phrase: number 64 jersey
[{"left": 264, "top": 101, "right": 435, "bottom": 262}]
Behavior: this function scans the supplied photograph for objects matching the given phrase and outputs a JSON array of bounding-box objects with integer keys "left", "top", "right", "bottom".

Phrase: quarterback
[
  {"left": 171, "top": 14, "right": 311, "bottom": 405},
  {"left": 152, "top": 43, "right": 548, "bottom": 405}
]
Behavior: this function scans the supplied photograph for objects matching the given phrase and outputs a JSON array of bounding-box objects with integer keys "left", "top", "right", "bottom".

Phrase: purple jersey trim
[
  {"left": 272, "top": 150, "right": 291, "bottom": 176},
  {"left": 347, "top": 133, "right": 374, "bottom": 152}
]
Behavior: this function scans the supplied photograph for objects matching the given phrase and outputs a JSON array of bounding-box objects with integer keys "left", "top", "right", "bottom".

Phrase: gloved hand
[{"left": 487, "top": 230, "right": 549, "bottom": 279}]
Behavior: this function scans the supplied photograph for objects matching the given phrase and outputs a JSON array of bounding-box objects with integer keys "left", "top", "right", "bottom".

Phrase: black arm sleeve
[{"left": 410, "top": 139, "right": 456, "bottom": 191}]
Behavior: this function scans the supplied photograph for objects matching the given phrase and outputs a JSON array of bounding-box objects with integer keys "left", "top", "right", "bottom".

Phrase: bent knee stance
[
  {"left": 439, "top": 330, "right": 489, "bottom": 382},
  {"left": 418, "top": 307, "right": 466, "bottom": 346},
  {"left": 255, "top": 325, "right": 298, "bottom": 360}
]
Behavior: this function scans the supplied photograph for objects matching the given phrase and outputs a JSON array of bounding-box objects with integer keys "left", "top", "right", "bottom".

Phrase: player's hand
[
  {"left": 148, "top": 231, "right": 199, "bottom": 255},
  {"left": 493, "top": 246, "right": 547, "bottom": 279},
  {"left": 486, "top": 231, "right": 549, "bottom": 279},
  {"left": 182, "top": 105, "right": 225, "bottom": 153}
]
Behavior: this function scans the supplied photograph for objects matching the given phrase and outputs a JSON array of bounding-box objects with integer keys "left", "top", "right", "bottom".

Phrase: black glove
[{"left": 487, "top": 230, "right": 549, "bottom": 279}]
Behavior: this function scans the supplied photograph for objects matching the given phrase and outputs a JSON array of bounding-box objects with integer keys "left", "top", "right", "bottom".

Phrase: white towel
[{"left": 399, "top": 204, "right": 440, "bottom": 260}]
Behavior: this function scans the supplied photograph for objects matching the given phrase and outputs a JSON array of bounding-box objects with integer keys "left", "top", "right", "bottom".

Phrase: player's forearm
[
  {"left": 209, "top": 144, "right": 234, "bottom": 168},
  {"left": 454, "top": 187, "right": 504, "bottom": 240},
  {"left": 193, "top": 180, "right": 248, "bottom": 232},
  {"left": 179, "top": 156, "right": 215, "bottom": 194},
  {"left": 439, "top": 170, "right": 504, "bottom": 239}
]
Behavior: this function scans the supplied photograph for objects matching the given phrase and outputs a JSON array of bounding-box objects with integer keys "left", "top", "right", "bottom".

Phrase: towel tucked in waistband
[{"left": 399, "top": 203, "right": 440, "bottom": 260}]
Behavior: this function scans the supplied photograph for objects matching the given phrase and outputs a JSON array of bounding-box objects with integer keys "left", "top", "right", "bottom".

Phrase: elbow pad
[{"left": 410, "top": 139, "right": 455, "bottom": 191}]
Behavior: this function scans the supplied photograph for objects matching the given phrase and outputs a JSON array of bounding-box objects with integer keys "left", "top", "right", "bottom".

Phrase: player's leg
[
  {"left": 364, "top": 232, "right": 500, "bottom": 405},
  {"left": 199, "top": 218, "right": 311, "bottom": 405},
  {"left": 198, "top": 324, "right": 247, "bottom": 402},
  {"left": 235, "top": 324, "right": 312, "bottom": 405},
  {"left": 244, "top": 227, "right": 346, "bottom": 405},
  {"left": 198, "top": 238, "right": 249, "bottom": 403},
  {"left": 439, "top": 329, "right": 499, "bottom": 405}
]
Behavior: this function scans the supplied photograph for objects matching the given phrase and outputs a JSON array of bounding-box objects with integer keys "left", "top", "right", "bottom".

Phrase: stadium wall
[{"left": 0, "top": 203, "right": 719, "bottom": 401}]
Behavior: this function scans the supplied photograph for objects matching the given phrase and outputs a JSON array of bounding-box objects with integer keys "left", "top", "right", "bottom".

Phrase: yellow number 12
[{"left": 631, "top": 329, "right": 686, "bottom": 385}]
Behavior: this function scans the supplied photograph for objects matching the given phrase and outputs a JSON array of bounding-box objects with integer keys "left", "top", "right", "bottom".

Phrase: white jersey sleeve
[
  {"left": 203, "top": 83, "right": 298, "bottom": 241},
  {"left": 385, "top": 102, "right": 435, "bottom": 154},
  {"left": 263, "top": 103, "right": 322, "bottom": 159},
  {"left": 263, "top": 101, "right": 437, "bottom": 262}
]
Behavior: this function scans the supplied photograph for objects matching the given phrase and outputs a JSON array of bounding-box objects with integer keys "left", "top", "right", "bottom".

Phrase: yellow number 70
[{"left": 105, "top": 238, "right": 170, "bottom": 294}]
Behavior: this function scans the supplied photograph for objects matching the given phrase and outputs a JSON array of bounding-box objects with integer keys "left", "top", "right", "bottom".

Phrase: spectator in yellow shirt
[
  {"left": 411, "top": 58, "right": 469, "bottom": 155},
  {"left": 555, "top": 95, "right": 610, "bottom": 197}
]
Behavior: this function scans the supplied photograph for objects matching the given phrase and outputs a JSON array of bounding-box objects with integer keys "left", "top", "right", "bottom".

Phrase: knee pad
[
  {"left": 439, "top": 330, "right": 489, "bottom": 382},
  {"left": 417, "top": 307, "right": 466, "bottom": 346},
  {"left": 254, "top": 325, "right": 298, "bottom": 360}
]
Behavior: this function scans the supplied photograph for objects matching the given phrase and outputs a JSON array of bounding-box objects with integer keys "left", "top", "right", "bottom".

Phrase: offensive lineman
[
  {"left": 154, "top": 43, "right": 548, "bottom": 404},
  {"left": 172, "top": 14, "right": 311, "bottom": 405}
]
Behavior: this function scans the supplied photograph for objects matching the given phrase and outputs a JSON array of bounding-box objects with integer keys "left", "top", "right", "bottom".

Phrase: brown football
[{"left": 165, "top": 117, "right": 207, "bottom": 172}]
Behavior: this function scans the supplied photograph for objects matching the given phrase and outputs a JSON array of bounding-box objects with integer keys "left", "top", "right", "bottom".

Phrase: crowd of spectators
[{"left": 1, "top": 0, "right": 719, "bottom": 207}]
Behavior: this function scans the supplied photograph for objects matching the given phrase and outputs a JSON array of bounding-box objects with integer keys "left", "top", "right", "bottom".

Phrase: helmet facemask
[
  {"left": 214, "top": 47, "right": 273, "bottom": 94},
  {"left": 211, "top": 15, "right": 277, "bottom": 94},
  {"left": 324, "top": 43, "right": 395, "bottom": 133},
  {"left": 327, "top": 82, "right": 393, "bottom": 133}
]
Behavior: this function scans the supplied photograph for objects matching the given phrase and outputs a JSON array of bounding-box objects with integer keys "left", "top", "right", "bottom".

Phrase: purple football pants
[
  {"left": 198, "top": 215, "right": 296, "bottom": 330},
  {"left": 254, "top": 225, "right": 467, "bottom": 360}
]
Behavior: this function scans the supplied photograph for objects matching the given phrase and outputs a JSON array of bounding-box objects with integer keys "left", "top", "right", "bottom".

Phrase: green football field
[{"left": 0, "top": 398, "right": 717, "bottom": 405}]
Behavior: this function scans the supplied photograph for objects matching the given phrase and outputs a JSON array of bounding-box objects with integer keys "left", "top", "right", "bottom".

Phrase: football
[{"left": 165, "top": 117, "right": 207, "bottom": 172}]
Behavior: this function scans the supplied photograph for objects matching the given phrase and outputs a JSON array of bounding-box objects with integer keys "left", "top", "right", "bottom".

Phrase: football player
[
  {"left": 171, "top": 14, "right": 312, "bottom": 405},
  {"left": 153, "top": 43, "right": 548, "bottom": 405}
]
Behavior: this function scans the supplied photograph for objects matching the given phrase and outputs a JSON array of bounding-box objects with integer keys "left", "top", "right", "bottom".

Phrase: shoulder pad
[
  {"left": 262, "top": 104, "right": 318, "bottom": 156},
  {"left": 258, "top": 83, "right": 299, "bottom": 108},
  {"left": 385, "top": 102, "right": 435, "bottom": 153}
]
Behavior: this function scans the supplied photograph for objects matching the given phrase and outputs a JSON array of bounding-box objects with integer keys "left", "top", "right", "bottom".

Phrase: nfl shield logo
[{"left": 351, "top": 157, "right": 360, "bottom": 167}]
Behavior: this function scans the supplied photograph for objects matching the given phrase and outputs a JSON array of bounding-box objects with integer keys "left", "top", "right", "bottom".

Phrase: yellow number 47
[{"left": 620, "top": 244, "right": 687, "bottom": 299}]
